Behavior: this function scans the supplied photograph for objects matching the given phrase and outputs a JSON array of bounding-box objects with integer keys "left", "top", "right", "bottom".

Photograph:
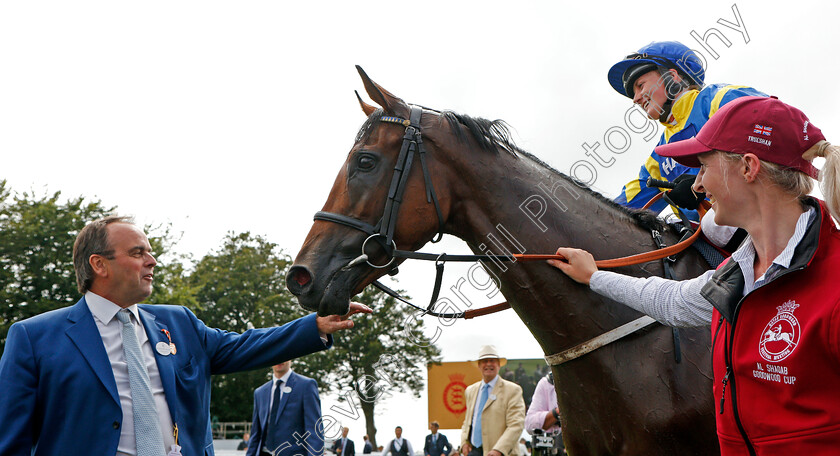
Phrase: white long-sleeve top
[{"left": 588, "top": 208, "right": 814, "bottom": 327}]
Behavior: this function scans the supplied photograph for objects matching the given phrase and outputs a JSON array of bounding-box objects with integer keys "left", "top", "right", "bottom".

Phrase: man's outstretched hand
[{"left": 316, "top": 302, "right": 373, "bottom": 334}]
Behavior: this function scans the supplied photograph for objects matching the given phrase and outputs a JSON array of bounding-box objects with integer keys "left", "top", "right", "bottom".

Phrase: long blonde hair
[{"left": 803, "top": 140, "right": 840, "bottom": 222}]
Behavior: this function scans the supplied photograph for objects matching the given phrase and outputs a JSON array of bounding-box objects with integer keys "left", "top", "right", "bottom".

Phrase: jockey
[{"left": 608, "top": 41, "right": 765, "bottom": 249}]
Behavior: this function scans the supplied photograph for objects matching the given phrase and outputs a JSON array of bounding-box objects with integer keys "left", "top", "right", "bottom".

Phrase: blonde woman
[{"left": 549, "top": 96, "right": 840, "bottom": 454}]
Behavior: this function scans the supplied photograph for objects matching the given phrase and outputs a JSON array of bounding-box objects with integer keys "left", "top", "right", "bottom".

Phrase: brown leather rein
[{"left": 457, "top": 195, "right": 710, "bottom": 318}]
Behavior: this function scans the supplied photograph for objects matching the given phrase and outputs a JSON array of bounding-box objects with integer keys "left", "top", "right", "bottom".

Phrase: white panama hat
[{"left": 476, "top": 344, "right": 507, "bottom": 367}]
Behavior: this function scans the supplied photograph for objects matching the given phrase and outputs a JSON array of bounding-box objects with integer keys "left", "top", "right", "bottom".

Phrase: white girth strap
[{"left": 544, "top": 316, "right": 658, "bottom": 366}]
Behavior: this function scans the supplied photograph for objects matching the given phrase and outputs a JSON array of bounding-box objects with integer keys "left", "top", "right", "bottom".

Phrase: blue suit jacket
[
  {"left": 0, "top": 297, "right": 331, "bottom": 456},
  {"left": 424, "top": 433, "right": 452, "bottom": 456},
  {"left": 246, "top": 371, "right": 324, "bottom": 456},
  {"left": 333, "top": 438, "right": 355, "bottom": 456}
]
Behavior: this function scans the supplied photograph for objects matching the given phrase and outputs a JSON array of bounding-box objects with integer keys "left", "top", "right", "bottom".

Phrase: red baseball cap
[{"left": 655, "top": 96, "right": 823, "bottom": 179}]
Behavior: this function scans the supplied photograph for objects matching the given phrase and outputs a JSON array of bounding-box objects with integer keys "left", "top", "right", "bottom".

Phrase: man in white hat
[{"left": 460, "top": 345, "right": 526, "bottom": 456}]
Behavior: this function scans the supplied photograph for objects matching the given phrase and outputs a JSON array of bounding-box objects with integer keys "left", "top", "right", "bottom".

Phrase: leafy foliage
[{"left": 0, "top": 181, "right": 113, "bottom": 355}]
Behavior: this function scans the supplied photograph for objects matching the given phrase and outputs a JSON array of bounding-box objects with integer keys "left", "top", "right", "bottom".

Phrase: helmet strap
[
  {"left": 657, "top": 69, "right": 687, "bottom": 123},
  {"left": 658, "top": 99, "right": 675, "bottom": 123}
]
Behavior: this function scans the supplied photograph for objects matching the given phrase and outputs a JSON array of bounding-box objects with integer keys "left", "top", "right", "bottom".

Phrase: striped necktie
[{"left": 117, "top": 309, "right": 166, "bottom": 456}]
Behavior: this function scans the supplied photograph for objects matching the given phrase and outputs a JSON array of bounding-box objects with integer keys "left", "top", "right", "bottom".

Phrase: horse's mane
[
  {"left": 355, "top": 108, "right": 664, "bottom": 232},
  {"left": 517, "top": 149, "right": 665, "bottom": 232},
  {"left": 438, "top": 110, "right": 524, "bottom": 156}
]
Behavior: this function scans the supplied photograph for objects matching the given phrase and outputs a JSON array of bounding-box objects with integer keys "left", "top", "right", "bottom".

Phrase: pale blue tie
[
  {"left": 117, "top": 309, "right": 166, "bottom": 456},
  {"left": 471, "top": 383, "right": 490, "bottom": 448}
]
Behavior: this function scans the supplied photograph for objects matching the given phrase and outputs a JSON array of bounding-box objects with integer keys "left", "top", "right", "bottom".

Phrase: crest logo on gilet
[{"left": 758, "top": 300, "right": 801, "bottom": 362}]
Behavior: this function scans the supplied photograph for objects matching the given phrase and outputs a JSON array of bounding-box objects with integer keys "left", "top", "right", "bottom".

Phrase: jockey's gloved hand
[{"left": 666, "top": 173, "right": 705, "bottom": 210}]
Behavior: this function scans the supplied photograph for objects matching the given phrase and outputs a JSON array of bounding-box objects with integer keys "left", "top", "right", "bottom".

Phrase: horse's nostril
[
  {"left": 286, "top": 265, "right": 313, "bottom": 296},
  {"left": 295, "top": 271, "right": 311, "bottom": 286}
]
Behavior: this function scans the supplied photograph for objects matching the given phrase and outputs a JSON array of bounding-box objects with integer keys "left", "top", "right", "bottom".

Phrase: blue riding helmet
[{"left": 607, "top": 41, "right": 706, "bottom": 98}]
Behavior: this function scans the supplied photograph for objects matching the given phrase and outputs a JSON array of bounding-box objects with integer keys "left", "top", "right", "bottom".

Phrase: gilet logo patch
[{"left": 759, "top": 300, "right": 800, "bottom": 362}]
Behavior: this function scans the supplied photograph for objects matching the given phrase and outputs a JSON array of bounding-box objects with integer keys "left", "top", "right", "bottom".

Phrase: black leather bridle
[
  {"left": 313, "top": 105, "right": 445, "bottom": 271},
  {"left": 312, "top": 105, "right": 476, "bottom": 318}
]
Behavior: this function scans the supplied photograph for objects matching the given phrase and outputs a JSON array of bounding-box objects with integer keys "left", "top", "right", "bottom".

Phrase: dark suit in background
[
  {"left": 424, "top": 433, "right": 452, "bottom": 456},
  {"left": 333, "top": 436, "right": 355, "bottom": 456},
  {"left": 247, "top": 370, "right": 323, "bottom": 456}
]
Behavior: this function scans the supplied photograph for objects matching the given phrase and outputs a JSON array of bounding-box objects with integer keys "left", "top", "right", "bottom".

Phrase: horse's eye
[{"left": 358, "top": 155, "right": 377, "bottom": 171}]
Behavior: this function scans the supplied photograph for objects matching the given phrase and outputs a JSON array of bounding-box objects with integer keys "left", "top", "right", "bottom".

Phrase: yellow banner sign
[{"left": 427, "top": 361, "right": 483, "bottom": 430}]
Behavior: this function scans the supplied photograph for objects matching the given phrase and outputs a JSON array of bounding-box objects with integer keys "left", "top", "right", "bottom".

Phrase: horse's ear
[
  {"left": 356, "top": 65, "right": 408, "bottom": 116},
  {"left": 355, "top": 90, "right": 377, "bottom": 117}
]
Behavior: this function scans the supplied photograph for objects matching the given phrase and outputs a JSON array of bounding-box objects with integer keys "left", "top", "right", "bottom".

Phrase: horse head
[{"left": 287, "top": 66, "right": 461, "bottom": 316}]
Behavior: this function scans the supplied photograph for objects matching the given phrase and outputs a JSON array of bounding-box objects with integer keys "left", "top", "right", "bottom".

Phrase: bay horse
[{"left": 287, "top": 67, "right": 718, "bottom": 455}]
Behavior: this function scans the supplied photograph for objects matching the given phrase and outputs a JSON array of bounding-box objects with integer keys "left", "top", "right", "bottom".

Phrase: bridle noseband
[{"left": 314, "top": 105, "right": 445, "bottom": 271}]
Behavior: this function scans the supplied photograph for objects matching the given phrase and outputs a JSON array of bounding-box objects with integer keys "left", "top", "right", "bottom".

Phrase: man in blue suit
[
  {"left": 0, "top": 216, "right": 370, "bottom": 456},
  {"left": 333, "top": 427, "right": 355, "bottom": 456},
  {"left": 246, "top": 360, "right": 323, "bottom": 456},
  {"left": 424, "top": 421, "right": 452, "bottom": 456}
]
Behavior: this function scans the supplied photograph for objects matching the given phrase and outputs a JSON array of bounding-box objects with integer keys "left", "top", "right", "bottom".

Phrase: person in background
[
  {"left": 381, "top": 426, "right": 414, "bottom": 456},
  {"left": 238, "top": 433, "right": 251, "bottom": 451},
  {"left": 333, "top": 427, "right": 355, "bottom": 456},
  {"left": 524, "top": 373, "right": 564, "bottom": 454},
  {"left": 424, "top": 421, "right": 452, "bottom": 456},
  {"left": 460, "top": 345, "right": 526, "bottom": 456},
  {"left": 363, "top": 435, "right": 373, "bottom": 454},
  {"left": 246, "top": 360, "right": 323, "bottom": 456}
]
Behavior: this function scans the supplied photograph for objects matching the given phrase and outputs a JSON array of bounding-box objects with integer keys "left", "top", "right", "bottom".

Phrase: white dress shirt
[
  {"left": 86, "top": 291, "right": 176, "bottom": 455},
  {"left": 382, "top": 437, "right": 414, "bottom": 456},
  {"left": 269, "top": 368, "right": 293, "bottom": 410}
]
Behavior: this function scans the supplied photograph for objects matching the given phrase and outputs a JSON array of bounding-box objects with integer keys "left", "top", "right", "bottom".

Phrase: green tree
[
  {"left": 146, "top": 223, "right": 197, "bottom": 309},
  {"left": 0, "top": 181, "right": 113, "bottom": 355},
  {"left": 318, "top": 286, "right": 442, "bottom": 449}
]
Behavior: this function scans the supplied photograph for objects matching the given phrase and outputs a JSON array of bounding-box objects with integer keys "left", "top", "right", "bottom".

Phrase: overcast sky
[{"left": 3, "top": 0, "right": 839, "bottom": 447}]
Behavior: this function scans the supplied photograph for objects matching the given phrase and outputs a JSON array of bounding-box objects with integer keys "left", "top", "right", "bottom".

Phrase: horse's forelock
[{"left": 354, "top": 109, "right": 384, "bottom": 144}]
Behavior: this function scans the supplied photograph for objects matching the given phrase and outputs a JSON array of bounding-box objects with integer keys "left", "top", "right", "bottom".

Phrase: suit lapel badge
[{"left": 161, "top": 328, "right": 177, "bottom": 355}]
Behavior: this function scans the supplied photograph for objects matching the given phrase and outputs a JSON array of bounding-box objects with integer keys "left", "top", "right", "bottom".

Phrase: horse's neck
[
  {"left": 447, "top": 152, "right": 652, "bottom": 257},
  {"left": 444, "top": 150, "right": 668, "bottom": 352}
]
